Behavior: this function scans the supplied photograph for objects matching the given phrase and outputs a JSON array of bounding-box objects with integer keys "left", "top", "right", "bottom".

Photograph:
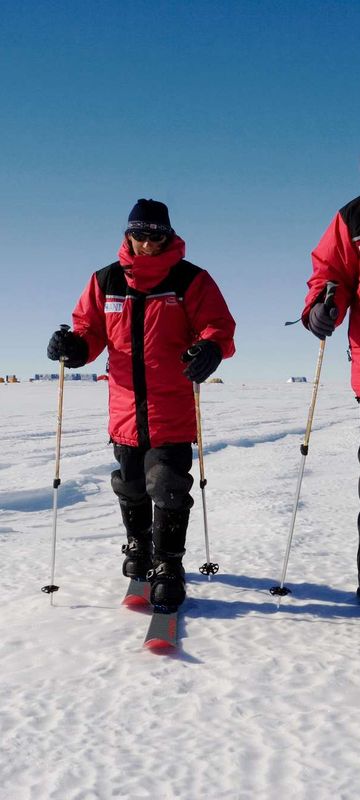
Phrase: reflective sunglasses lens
[{"left": 130, "top": 231, "right": 167, "bottom": 242}]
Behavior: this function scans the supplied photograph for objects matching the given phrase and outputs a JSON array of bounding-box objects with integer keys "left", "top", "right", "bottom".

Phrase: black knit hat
[{"left": 126, "top": 198, "right": 172, "bottom": 234}]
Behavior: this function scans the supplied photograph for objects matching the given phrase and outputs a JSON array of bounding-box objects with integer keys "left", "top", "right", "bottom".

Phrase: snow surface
[{"left": 1, "top": 379, "right": 360, "bottom": 800}]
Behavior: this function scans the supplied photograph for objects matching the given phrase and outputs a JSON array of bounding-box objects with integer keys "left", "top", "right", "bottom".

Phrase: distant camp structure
[
  {"left": 207, "top": 377, "right": 224, "bottom": 384},
  {"left": 0, "top": 375, "right": 20, "bottom": 383},
  {"left": 287, "top": 376, "right": 307, "bottom": 383},
  {"left": 31, "top": 373, "right": 97, "bottom": 382}
]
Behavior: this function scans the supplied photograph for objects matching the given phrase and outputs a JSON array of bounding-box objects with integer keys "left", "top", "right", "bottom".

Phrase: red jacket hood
[{"left": 118, "top": 235, "right": 186, "bottom": 292}]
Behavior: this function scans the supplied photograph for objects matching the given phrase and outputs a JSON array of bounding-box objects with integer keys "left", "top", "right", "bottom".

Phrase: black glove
[
  {"left": 47, "top": 329, "right": 88, "bottom": 368},
  {"left": 308, "top": 302, "right": 338, "bottom": 340},
  {"left": 182, "top": 340, "right": 222, "bottom": 383}
]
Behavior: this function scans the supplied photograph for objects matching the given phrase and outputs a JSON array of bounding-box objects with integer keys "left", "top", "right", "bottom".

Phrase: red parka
[
  {"left": 72, "top": 235, "right": 236, "bottom": 447},
  {"left": 302, "top": 196, "right": 360, "bottom": 396}
]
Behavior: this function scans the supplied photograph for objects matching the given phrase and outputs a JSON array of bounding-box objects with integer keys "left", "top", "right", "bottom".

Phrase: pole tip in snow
[
  {"left": 269, "top": 585, "right": 292, "bottom": 596},
  {"left": 199, "top": 562, "right": 219, "bottom": 576},
  {"left": 41, "top": 584, "right": 59, "bottom": 594}
]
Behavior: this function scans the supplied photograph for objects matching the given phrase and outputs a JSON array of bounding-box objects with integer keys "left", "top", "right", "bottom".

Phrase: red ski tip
[
  {"left": 123, "top": 595, "right": 149, "bottom": 608},
  {"left": 144, "top": 638, "right": 176, "bottom": 650}
]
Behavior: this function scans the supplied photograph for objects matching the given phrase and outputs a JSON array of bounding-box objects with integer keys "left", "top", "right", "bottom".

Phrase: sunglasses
[{"left": 129, "top": 230, "right": 168, "bottom": 242}]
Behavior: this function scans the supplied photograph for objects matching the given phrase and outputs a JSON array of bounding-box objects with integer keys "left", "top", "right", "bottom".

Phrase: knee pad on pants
[
  {"left": 145, "top": 463, "right": 193, "bottom": 510},
  {"left": 111, "top": 469, "right": 147, "bottom": 506}
]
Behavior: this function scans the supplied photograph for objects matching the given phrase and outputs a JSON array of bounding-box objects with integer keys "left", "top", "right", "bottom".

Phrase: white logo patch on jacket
[{"left": 105, "top": 295, "right": 124, "bottom": 313}]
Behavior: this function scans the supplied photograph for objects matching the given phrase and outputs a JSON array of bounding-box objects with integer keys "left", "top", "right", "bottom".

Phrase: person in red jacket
[
  {"left": 48, "top": 198, "right": 236, "bottom": 610},
  {"left": 302, "top": 194, "right": 360, "bottom": 597}
]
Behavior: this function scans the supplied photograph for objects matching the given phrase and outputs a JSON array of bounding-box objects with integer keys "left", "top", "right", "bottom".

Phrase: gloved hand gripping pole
[
  {"left": 193, "top": 382, "right": 219, "bottom": 578},
  {"left": 270, "top": 282, "right": 338, "bottom": 601},
  {"left": 41, "top": 324, "right": 70, "bottom": 603}
]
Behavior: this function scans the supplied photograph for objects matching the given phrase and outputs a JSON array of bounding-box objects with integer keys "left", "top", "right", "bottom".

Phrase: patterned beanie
[{"left": 127, "top": 199, "right": 173, "bottom": 234}]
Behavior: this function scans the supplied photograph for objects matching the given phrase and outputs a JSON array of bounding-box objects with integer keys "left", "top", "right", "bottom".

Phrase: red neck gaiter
[{"left": 118, "top": 235, "right": 186, "bottom": 293}]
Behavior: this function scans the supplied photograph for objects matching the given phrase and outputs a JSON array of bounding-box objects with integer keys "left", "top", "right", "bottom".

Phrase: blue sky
[{"left": 2, "top": 0, "right": 360, "bottom": 390}]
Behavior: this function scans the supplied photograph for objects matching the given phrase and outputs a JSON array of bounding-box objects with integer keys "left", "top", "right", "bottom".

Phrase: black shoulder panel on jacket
[
  {"left": 151, "top": 259, "right": 202, "bottom": 297},
  {"left": 95, "top": 262, "right": 128, "bottom": 296},
  {"left": 339, "top": 196, "right": 360, "bottom": 241},
  {"left": 95, "top": 259, "right": 202, "bottom": 298}
]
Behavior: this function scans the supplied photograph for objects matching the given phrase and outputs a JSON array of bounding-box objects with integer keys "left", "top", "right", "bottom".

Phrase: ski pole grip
[
  {"left": 59, "top": 324, "right": 71, "bottom": 362},
  {"left": 324, "top": 281, "right": 338, "bottom": 319},
  {"left": 182, "top": 345, "right": 201, "bottom": 364}
]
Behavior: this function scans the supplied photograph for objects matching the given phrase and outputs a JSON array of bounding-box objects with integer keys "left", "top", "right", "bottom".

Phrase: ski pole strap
[{"left": 284, "top": 317, "right": 301, "bottom": 326}]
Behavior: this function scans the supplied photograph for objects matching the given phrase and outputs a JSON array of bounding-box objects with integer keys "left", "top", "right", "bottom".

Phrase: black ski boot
[
  {"left": 147, "top": 553, "right": 186, "bottom": 611},
  {"left": 120, "top": 500, "right": 153, "bottom": 580},
  {"left": 148, "top": 506, "right": 189, "bottom": 610},
  {"left": 122, "top": 534, "right": 153, "bottom": 580}
]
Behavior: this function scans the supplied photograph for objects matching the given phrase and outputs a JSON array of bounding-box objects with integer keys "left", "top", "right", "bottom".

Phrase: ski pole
[
  {"left": 270, "top": 282, "right": 338, "bottom": 600},
  {"left": 193, "top": 381, "right": 219, "bottom": 578},
  {"left": 42, "top": 324, "right": 70, "bottom": 604}
]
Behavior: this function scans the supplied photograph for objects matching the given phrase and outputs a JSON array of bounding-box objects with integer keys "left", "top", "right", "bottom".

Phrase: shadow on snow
[
  {"left": 185, "top": 572, "right": 360, "bottom": 620},
  {"left": 0, "top": 479, "right": 101, "bottom": 512}
]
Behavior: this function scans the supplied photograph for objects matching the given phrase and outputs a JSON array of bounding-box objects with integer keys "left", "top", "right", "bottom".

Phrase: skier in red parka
[
  {"left": 48, "top": 199, "right": 236, "bottom": 610},
  {"left": 302, "top": 194, "right": 360, "bottom": 597}
]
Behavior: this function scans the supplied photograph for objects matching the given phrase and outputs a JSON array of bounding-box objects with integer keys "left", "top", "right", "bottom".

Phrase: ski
[
  {"left": 122, "top": 580, "right": 179, "bottom": 651},
  {"left": 122, "top": 578, "right": 151, "bottom": 609},
  {"left": 143, "top": 607, "right": 178, "bottom": 650}
]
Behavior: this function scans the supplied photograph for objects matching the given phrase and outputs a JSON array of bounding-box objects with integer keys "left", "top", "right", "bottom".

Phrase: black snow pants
[{"left": 111, "top": 443, "right": 194, "bottom": 555}]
